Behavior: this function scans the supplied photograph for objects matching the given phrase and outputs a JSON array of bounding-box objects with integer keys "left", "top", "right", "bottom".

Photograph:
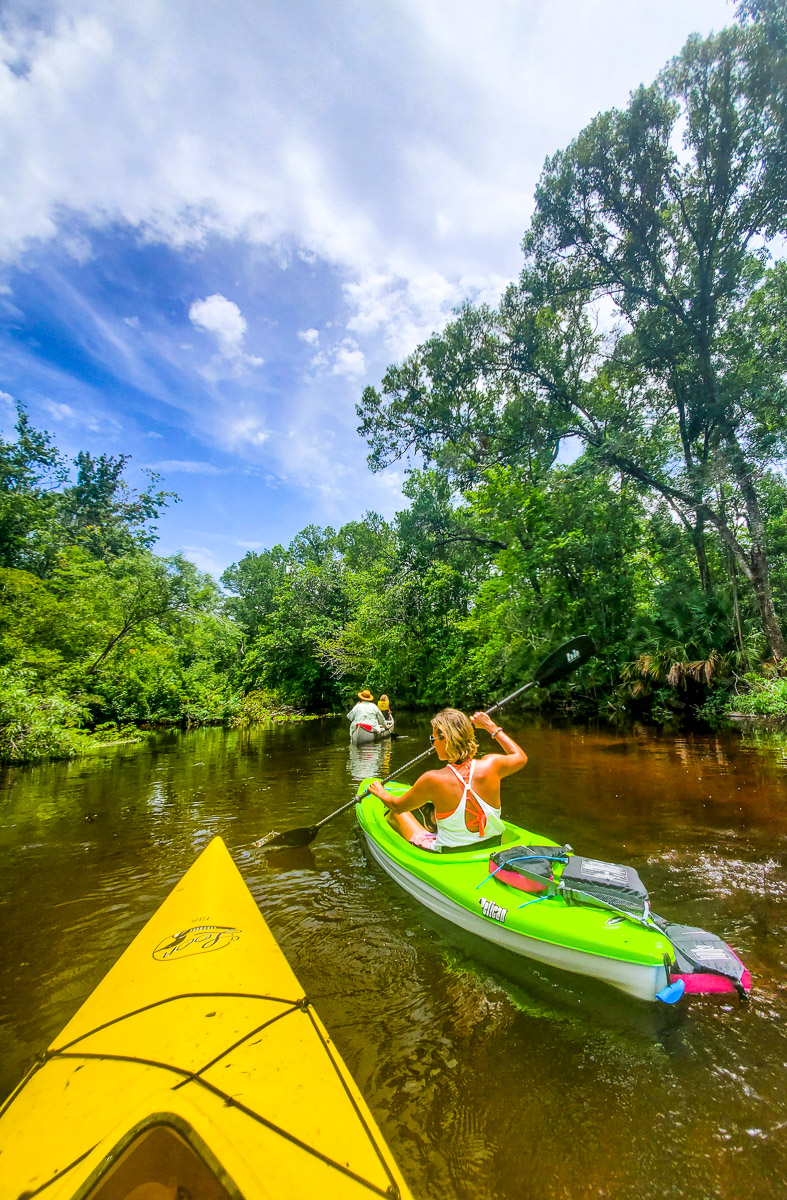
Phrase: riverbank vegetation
[
  {"left": 0, "top": 414, "right": 244, "bottom": 762},
  {"left": 5, "top": 1, "right": 787, "bottom": 762}
]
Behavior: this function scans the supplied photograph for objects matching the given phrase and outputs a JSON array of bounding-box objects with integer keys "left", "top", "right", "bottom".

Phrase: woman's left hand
[{"left": 472, "top": 711, "right": 497, "bottom": 734}]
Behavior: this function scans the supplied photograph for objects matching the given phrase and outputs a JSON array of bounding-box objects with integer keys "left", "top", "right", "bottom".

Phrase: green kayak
[{"left": 355, "top": 781, "right": 750, "bottom": 1004}]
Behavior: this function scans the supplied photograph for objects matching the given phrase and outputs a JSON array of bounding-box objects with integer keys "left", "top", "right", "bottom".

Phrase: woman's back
[{"left": 434, "top": 758, "right": 505, "bottom": 847}]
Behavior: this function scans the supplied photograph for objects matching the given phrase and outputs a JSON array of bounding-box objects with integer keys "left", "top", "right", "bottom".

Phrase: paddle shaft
[{"left": 311, "top": 679, "right": 540, "bottom": 831}]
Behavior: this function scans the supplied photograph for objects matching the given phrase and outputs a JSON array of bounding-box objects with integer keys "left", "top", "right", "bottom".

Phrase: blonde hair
[
  {"left": 378, "top": 694, "right": 390, "bottom": 711},
  {"left": 431, "top": 708, "right": 478, "bottom": 764}
]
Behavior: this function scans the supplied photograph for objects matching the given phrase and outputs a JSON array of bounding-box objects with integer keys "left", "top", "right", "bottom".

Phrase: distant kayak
[
  {"left": 0, "top": 836, "right": 413, "bottom": 1200},
  {"left": 356, "top": 781, "right": 750, "bottom": 1005},
  {"left": 351, "top": 716, "right": 394, "bottom": 744}
]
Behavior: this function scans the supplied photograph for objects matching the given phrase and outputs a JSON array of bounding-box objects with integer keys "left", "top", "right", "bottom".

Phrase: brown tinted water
[{"left": 1, "top": 716, "right": 786, "bottom": 1199}]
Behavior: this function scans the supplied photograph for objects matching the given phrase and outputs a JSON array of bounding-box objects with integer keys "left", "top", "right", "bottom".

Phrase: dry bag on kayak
[
  {"left": 654, "top": 919, "right": 750, "bottom": 996},
  {"left": 558, "top": 856, "right": 650, "bottom": 920},
  {"left": 488, "top": 845, "right": 570, "bottom": 893}
]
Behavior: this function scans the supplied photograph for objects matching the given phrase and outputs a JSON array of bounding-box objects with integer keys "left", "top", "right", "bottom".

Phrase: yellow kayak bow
[{"left": 0, "top": 837, "right": 411, "bottom": 1200}]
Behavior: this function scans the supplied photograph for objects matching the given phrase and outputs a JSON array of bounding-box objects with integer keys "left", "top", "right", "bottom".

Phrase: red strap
[{"left": 464, "top": 796, "right": 487, "bottom": 836}]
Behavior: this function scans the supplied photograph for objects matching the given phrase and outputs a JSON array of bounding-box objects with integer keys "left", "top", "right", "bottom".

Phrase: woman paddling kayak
[{"left": 368, "top": 708, "right": 527, "bottom": 851}]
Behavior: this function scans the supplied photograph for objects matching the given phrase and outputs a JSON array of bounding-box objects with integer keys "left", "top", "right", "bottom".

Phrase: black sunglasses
[{"left": 430, "top": 732, "right": 444, "bottom": 744}]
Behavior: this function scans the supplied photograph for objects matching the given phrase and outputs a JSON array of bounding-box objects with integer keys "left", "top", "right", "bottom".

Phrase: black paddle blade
[
  {"left": 253, "top": 825, "right": 318, "bottom": 849},
  {"left": 533, "top": 635, "right": 594, "bottom": 687}
]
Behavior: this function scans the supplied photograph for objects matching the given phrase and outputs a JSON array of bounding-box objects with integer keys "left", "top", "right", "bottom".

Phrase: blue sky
[{"left": 0, "top": 0, "right": 734, "bottom": 576}]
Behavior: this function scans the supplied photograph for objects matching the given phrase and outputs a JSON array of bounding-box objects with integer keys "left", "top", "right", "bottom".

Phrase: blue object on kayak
[{"left": 655, "top": 978, "right": 686, "bottom": 1004}]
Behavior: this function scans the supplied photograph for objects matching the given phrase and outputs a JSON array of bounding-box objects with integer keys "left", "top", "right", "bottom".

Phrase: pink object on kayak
[
  {"left": 491, "top": 863, "right": 548, "bottom": 893},
  {"left": 671, "top": 951, "right": 751, "bottom": 995}
]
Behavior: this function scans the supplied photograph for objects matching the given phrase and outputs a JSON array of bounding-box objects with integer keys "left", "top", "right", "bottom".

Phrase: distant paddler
[
  {"left": 377, "top": 693, "right": 395, "bottom": 733},
  {"left": 346, "top": 689, "right": 389, "bottom": 743}
]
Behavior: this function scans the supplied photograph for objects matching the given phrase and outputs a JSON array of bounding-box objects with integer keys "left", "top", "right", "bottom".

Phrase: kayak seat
[
  {"left": 488, "top": 844, "right": 569, "bottom": 892},
  {"left": 441, "top": 833, "right": 503, "bottom": 855}
]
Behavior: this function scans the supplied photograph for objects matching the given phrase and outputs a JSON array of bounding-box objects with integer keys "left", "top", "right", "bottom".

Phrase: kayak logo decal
[
  {"left": 153, "top": 925, "right": 241, "bottom": 960},
  {"left": 479, "top": 897, "right": 508, "bottom": 925}
]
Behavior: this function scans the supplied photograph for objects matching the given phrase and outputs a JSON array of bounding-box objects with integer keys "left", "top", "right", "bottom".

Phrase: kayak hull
[
  {"left": 351, "top": 718, "right": 394, "bottom": 744},
  {"left": 0, "top": 836, "right": 412, "bottom": 1200},
  {"left": 356, "top": 782, "right": 746, "bottom": 1004},
  {"left": 361, "top": 827, "right": 664, "bottom": 1001}
]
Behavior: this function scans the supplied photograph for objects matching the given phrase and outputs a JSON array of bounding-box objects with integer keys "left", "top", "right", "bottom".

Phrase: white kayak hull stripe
[{"left": 362, "top": 832, "right": 666, "bottom": 1002}]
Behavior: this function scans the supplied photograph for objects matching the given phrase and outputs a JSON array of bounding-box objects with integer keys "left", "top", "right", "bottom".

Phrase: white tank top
[{"left": 434, "top": 760, "right": 505, "bottom": 850}]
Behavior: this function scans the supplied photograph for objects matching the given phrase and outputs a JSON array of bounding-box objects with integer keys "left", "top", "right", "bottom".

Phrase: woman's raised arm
[{"left": 472, "top": 712, "right": 527, "bottom": 776}]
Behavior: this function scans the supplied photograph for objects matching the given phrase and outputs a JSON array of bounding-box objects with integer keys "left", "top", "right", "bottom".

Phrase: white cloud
[
  {"left": 179, "top": 543, "right": 226, "bottom": 578},
  {"left": 297, "top": 327, "right": 319, "bottom": 344},
  {"left": 40, "top": 397, "right": 106, "bottom": 432},
  {"left": 0, "top": 0, "right": 732, "bottom": 361},
  {"left": 61, "top": 233, "right": 92, "bottom": 264},
  {"left": 0, "top": 390, "right": 15, "bottom": 407},
  {"left": 188, "top": 293, "right": 263, "bottom": 374},
  {"left": 224, "top": 414, "right": 270, "bottom": 448},
  {"left": 149, "top": 459, "right": 228, "bottom": 474},
  {"left": 189, "top": 294, "right": 247, "bottom": 356},
  {"left": 331, "top": 340, "right": 366, "bottom": 380}
]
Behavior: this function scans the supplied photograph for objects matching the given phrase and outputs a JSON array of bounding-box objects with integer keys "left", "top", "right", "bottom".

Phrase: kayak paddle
[{"left": 253, "top": 634, "right": 594, "bottom": 849}]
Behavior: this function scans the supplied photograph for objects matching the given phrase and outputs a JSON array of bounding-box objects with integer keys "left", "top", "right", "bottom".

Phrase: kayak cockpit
[{"left": 81, "top": 1120, "right": 238, "bottom": 1200}]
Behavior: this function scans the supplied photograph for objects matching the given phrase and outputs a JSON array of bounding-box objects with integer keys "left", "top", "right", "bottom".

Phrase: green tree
[
  {"left": 359, "top": 7, "right": 787, "bottom": 659},
  {"left": 221, "top": 545, "right": 290, "bottom": 642},
  {"left": 58, "top": 452, "right": 175, "bottom": 559},
  {"left": 0, "top": 408, "right": 66, "bottom": 574},
  {"left": 236, "top": 528, "right": 348, "bottom": 710}
]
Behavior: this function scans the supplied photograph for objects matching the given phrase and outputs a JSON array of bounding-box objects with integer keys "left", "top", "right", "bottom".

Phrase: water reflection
[
  {"left": 347, "top": 738, "right": 392, "bottom": 782},
  {"left": 260, "top": 844, "right": 318, "bottom": 874}
]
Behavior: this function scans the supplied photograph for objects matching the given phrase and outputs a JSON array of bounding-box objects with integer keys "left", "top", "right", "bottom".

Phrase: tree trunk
[
  {"left": 603, "top": 443, "right": 787, "bottom": 660},
  {"left": 689, "top": 516, "right": 711, "bottom": 593},
  {"left": 720, "top": 426, "right": 787, "bottom": 660},
  {"left": 749, "top": 544, "right": 787, "bottom": 660}
]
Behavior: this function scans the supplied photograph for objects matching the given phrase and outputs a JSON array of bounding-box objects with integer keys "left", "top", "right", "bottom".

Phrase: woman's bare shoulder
[
  {"left": 474, "top": 752, "right": 498, "bottom": 766},
  {"left": 418, "top": 766, "right": 448, "bottom": 784},
  {"left": 474, "top": 752, "right": 507, "bottom": 773}
]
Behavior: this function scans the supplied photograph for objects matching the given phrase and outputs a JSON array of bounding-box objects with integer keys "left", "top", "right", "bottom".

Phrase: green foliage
[
  {"left": 58, "top": 452, "right": 176, "bottom": 559},
  {"left": 729, "top": 670, "right": 787, "bottom": 715},
  {"left": 0, "top": 410, "right": 66, "bottom": 575},
  {"left": 230, "top": 689, "right": 325, "bottom": 725},
  {"left": 221, "top": 545, "right": 289, "bottom": 641},
  {"left": 0, "top": 413, "right": 253, "bottom": 762},
  {"left": 0, "top": 669, "right": 87, "bottom": 762},
  {"left": 695, "top": 687, "right": 738, "bottom": 724}
]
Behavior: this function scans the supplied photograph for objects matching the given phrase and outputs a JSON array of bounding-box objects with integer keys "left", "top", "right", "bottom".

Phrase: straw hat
[{"left": 357, "top": 689, "right": 374, "bottom": 701}]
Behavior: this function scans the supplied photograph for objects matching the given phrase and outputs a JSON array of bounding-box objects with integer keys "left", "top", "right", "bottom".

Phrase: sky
[{"left": 0, "top": 0, "right": 736, "bottom": 577}]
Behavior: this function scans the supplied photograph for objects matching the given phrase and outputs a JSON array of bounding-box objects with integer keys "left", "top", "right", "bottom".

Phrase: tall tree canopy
[{"left": 358, "top": 4, "right": 787, "bottom": 659}]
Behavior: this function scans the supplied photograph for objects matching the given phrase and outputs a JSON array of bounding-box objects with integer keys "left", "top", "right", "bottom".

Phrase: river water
[{"left": 1, "top": 716, "right": 786, "bottom": 1199}]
